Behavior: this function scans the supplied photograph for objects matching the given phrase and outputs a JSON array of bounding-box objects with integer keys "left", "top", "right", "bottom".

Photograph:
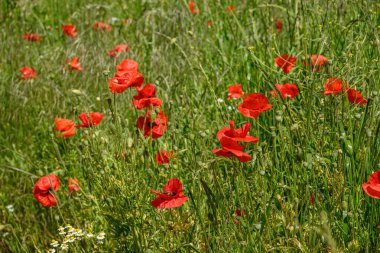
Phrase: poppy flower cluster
[
  {"left": 107, "top": 58, "right": 167, "bottom": 139},
  {"left": 21, "top": 19, "right": 188, "bottom": 212},
  {"left": 34, "top": 175, "right": 80, "bottom": 207},
  {"left": 55, "top": 112, "right": 103, "bottom": 138},
  {"left": 275, "top": 54, "right": 329, "bottom": 74},
  {"left": 323, "top": 78, "right": 367, "bottom": 104}
]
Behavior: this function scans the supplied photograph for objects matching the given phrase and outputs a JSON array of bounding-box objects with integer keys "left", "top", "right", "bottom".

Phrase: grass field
[{"left": 1, "top": 0, "right": 380, "bottom": 252}]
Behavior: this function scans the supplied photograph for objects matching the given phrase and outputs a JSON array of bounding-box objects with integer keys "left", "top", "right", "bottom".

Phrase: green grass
[{"left": 1, "top": 0, "right": 380, "bottom": 252}]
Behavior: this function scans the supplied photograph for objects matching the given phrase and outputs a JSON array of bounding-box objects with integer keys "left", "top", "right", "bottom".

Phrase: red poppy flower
[
  {"left": 20, "top": 67, "right": 37, "bottom": 80},
  {"left": 116, "top": 59, "right": 139, "bottom": 73},
  {"left": 151, "top": 178, "right": 188, "bottom": 208},
  {"left": 33, "top": 174, "right": 60, "bottom": 207},
  {"left": 310, "top": 54, "right": 328, "bottom": 71},
  {"left": 156, "top": 150, "right": 174, "bottom": 165},
  {"left": 132, "top": 84, "right": 162, "bottom": 109},
  {"left": 273, "top": 18, "right": 283, "bottom": 33},
  {"left": 234, "top": 209, "right": 247, "bottom": 224},
  {"left": 55, "top": 118, "right": 76, "bottom": 138},
  {"left": 346, "top": 88, "right": 368, "bottom": 105},
  {"left": 275, "top": 54, "right": 297, "bottom": 74},
  {"left": 62, "top": 24, "right": 77, "bottom": 38},
  {"left": 227, "top": 84, "right": 244, "bottom": 100},
  {"left": 136, "top": 110, "right": 168, "bottom": 139},
  {"left": 68, "top": 178, "right": 80, "bottom": 193},
  {"left": 362, "top": 171, "right": 380, "bottom": 199},
  {"left": 226, "top": 6, "right": 235, "bottom": 12},
  {"left": 108, "top": 71, "right": 144, "bottom": 93},
  {"left": 213, "top": 120, "right": 259, "bottom": 163},
  {"left": 323, "top": 78, "right": 343, "bottom": 95},
  {"left": 65, "top": 57, "right": 82, "bottom": 71},
  {"left": 76, "top": 112, "right": 104, "bottom": 128},
  {"left": 108, "top": 44, "right": 129, "bottom": 58},
  {"left": 23, "top": 33, "right": 42, "bottom": 41},
  {"left": 270, "top": 84, "right": 299, "bottom": 100},
  {"left": 237, "top": 93, "right": 273, "bottom": 119},
  {"left": 93, "top": 21, "right": 111, "bottom": 32},
  {"left": 188, "top": 1, "right": 198, "bottom": 15}
]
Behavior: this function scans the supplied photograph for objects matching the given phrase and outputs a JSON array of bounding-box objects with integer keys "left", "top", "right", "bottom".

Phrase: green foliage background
[{"left": 1, "top": 0, "right": 380, "bottom": 252}]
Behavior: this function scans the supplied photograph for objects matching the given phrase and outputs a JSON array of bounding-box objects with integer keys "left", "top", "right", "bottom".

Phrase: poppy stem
[{"left": 114, "top": 92, "right": 117, "bottom": 124}]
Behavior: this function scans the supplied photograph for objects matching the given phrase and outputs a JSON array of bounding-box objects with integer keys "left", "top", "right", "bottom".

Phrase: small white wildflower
[
  {"left": 61, "top": 244, "right": 68, "bottom": 250},
  {"left": 217, "top": 98, "right": 224, "bottom": 103},
  {"left": 86, "top": 233, "right": 94, "bottom": 238},
  {"left": 6, "top": 205, "right": 14, "bottom": 212},
  {"left": 110, "top": 17, "right": 119, "bottom": 24},
  {"left": 97, "top": 235, "right": 105, "bottom": 240},
  {"left": 68, "top": 236, "right": 75, "bottom": 243},
  {"left": 65, "top": 224, "right": 72, "bottom": 230},
  {"left": 50, "top": 240, "right": 59, "bottom": 247},
  {"left": 47, "top": 249, "right": 55, "bottom": 253},
  {"left": 227, "top": 106, "right": 233, "bottom": 111},
  {"left": 62, "top": 237, "right": 69, "bottom": 244}
]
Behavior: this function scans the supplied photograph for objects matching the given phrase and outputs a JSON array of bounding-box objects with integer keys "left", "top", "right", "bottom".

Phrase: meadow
[{"left": 1, "top": 0, "right": 380, "bottom": 252}]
